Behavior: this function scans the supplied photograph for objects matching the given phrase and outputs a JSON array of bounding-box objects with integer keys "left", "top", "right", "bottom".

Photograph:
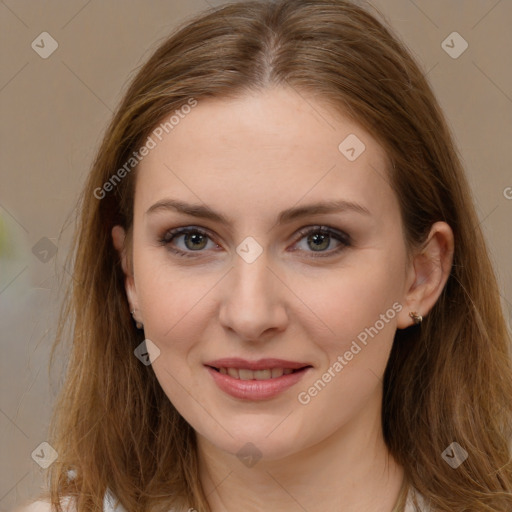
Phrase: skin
[{"left": 112, "top": 86, "right": 454, "bottom": 512}]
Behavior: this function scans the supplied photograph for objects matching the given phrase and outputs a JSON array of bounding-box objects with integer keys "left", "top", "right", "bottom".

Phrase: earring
[
  {"left": 409, "top": 311, "right": 423, "bottom": 325},
  {"left": 131, "top": 309, "right": 144, "bottom": 330}
]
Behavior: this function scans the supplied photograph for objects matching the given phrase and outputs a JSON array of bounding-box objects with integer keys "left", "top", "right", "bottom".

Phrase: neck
[{"left": 196, "top": 391, "right": 405, "bottom": 512}]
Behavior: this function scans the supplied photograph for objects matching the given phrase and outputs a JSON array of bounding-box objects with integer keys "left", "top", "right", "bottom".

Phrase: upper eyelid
[{"left": 295, "top": 225, "right": 351, "bottom": 243}]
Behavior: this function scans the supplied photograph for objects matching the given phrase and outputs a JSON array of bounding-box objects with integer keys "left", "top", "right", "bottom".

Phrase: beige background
[{"left": 1, "top": 0, "right": 511, "bottom": 510}]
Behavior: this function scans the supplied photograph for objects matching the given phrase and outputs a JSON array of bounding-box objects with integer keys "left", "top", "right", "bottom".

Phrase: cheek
[
  {"left": 295, "top": 256, "right": 404, "bottom": 353},
  {"left": 294, "top": 263, "right": 403, "bottom": 424},
  {"left": 134, "top": 259, "right": 212, "bottom": 410},
  {"left": 134, "top": 252, "right": 219, "bottom": 352},
  {"left": 139, "top": 284, "right": 197, "bottom": 346}
]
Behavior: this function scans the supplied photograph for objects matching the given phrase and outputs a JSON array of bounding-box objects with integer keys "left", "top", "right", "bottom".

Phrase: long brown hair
[{"left": 42, "top": 1, "right": 512, "bottom": 510}]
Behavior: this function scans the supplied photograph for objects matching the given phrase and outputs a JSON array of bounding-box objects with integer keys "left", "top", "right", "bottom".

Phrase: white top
[
  {"left": 18, "top": 484, "right": 431, "bottom": 511},
  {"left": 14, "top": 492, "right": 124, "bottom": 512},
  {"left": 102, "top": 487, "right": 431, "bottom": 512},
  {"left": 103, "top": 488, "right": 127, "bottom": 511}
]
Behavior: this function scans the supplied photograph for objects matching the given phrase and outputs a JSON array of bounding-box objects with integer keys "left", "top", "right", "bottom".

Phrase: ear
[
  {"left": 396, "top": 221, "right": 454, "bottom": 329},
  {"left": 112, "top": 225, "right": 140, "bottom": 319}
]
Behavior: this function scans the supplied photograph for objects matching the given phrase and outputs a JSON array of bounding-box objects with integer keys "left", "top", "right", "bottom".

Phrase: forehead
[{"left": 134, "top": 87, "right": 398, "bottom": 225}]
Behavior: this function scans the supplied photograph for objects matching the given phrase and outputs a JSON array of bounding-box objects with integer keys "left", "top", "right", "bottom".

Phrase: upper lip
[{"left": 205, "top": 358, "right": 312, "bottom": 371}]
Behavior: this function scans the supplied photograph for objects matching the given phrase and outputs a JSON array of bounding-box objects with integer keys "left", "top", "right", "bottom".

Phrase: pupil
[
  {"left": 186, "top": 233, "right": 206, "bottom": 250},
  {"left": 309, "top": 233, "right": 329, "bottom": 251}
]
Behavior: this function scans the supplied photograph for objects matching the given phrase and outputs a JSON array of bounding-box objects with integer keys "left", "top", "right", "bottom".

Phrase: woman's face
[{"left": 116, "top": 86, "right": 417, "bottom": 461}]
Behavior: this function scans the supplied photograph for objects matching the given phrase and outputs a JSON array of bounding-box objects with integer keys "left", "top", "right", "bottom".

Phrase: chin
[{"left": 196, "top": 418, "right": 311, "bottom": 464}]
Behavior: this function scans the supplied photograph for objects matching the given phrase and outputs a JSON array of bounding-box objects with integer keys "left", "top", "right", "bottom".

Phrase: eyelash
[{"left": 158, "top": 225, "right": 351, "bottom": 259}]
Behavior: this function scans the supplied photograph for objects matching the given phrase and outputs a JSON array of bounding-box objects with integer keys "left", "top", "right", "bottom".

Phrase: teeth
[
  {"left": 239, "top": 369, "right": 256, "bottom": 380},
  {"left": 254, "top": 369, "right": 272, "bottom": 380},
  {"left": 227, "top": 368, "right": 239, "bottom": 379},
  {"left": 217, "top": 367, "right": 299, "bottom": 380},
  {"left": 271, "top": 368, "right": 284, "bottom": 378}
]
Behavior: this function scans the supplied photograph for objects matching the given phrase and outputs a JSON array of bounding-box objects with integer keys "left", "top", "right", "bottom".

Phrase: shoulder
[
  {"left": 13, "top": 496, "right": 76, "bottom": 512},
  {"left": 14, "top": 487, "right": 125, "bottom": 512},
  {"left": 13, "top": 500, "right": 77, "bottom": 512},
  {"left": 13, "top": 502, "right": 52, "bottom": 512},
  {"left": 13, "top": 503, "right": 64, "bottom": 512},
  {"left": 404, "top": 487, "right": 432, "bottom": 512}
]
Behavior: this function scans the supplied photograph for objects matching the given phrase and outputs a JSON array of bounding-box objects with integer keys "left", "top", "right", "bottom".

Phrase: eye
[
  {"left": 291, "top": 225, "right": 351, "bottom": 257},
  {"left": 159, "top": 225, "right": 351, "bottom": 259},
  {"left": 159, "top": 226, "right": 219, "bottom": 258}
]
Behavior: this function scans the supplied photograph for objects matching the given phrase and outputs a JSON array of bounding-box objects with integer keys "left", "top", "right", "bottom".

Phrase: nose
[{"left": 218, "top": 250, "right": 289, "bottom": 342}]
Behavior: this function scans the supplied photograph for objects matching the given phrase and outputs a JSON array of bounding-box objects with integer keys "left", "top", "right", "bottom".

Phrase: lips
[{"left": 204, "top": 358, "right": 313, "bottom": 400}]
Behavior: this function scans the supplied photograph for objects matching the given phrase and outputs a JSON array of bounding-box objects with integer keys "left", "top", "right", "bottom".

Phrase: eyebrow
[{"left": 145, "top": 198, "right": 371, "bottom": 225}]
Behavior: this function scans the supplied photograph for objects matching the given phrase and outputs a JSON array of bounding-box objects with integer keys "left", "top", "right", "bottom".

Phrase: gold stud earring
[
  {"left": 409, "top": 311, "right": 423, "bottom": 325},
  {"left": 131, "top": 309, "right": 144, "bottom": 330}
]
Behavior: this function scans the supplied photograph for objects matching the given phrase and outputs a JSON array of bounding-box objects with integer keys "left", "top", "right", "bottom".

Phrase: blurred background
[{"left": 1, "top": 0, "right": 511, "bottom": 509}]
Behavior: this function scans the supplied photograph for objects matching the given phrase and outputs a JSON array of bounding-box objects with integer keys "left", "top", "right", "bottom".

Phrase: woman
[{"left": 18, "top": 0, "right": 512, "bottom": 511}]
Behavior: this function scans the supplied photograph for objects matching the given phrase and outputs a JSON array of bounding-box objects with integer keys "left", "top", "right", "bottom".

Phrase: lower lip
[{"left": 206, "top": 366, "right": 311, "bottom": 400}]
